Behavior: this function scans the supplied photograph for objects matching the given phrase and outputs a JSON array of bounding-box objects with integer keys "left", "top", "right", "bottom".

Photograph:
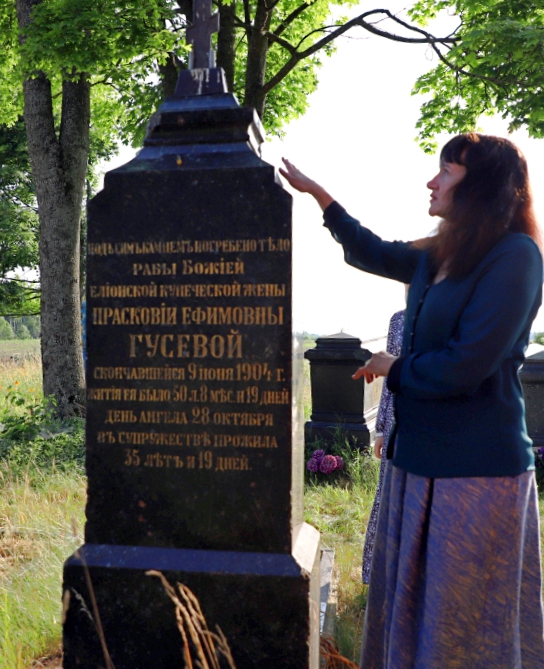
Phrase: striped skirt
[{"left": 360, "top": 462, "right": 544, "bottom": 669}]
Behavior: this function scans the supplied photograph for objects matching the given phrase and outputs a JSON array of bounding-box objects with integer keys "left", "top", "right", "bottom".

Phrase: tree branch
[
  {"left": 5, "top": 277, "right": 41, "bottom": 284},
  {"left": 263, "top": 9, "right": 459, "bottom": 96},
  {"left": 243, "top": 0, "right": 251, "bottom": 41},
  {"left": 429, "top": 43, "right": 512, "bottom": 91},
  {"left": 273, "top": 2, "right": 311, "bottom": 38}
]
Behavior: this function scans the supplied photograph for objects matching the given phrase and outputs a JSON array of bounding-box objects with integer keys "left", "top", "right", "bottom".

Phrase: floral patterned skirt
[
  {"left": 360, "top": 461, "right": 544, "bottom": 669},
  {"left": 362, "top": 450, "right": 387, "bottom": 584}
]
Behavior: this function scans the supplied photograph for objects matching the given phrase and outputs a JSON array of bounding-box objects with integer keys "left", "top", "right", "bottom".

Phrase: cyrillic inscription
[{"left": 88, "top": 235, "right": 290, "bottom": 474}]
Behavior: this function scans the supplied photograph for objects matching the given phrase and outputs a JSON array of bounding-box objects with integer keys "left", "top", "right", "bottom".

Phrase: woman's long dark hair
[{"left": 418, "top": 133, "right": 541, "bottom": 279}]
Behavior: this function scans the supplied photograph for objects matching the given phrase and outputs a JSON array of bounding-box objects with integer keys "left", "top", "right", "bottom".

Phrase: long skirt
[{"left": 360, "top": 461, "right": 544, "bottom": 669}]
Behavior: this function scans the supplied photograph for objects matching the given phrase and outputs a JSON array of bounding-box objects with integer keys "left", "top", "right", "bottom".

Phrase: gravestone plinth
[
  {"left": 304, "top": 333, "right": 372, "bottom": 450},
  {"left": 62, "top": 76, "right": 319, "bottom": 668}
]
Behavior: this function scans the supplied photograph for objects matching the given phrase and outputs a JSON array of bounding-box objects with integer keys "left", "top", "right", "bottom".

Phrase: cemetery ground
[{"left": 0, "top": 343, "right": 543, "bottom": 668}]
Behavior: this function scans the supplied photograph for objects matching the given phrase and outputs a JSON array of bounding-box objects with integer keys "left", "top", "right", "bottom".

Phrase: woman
[
  {"left": 280, "top": 134, "right": 544, "bottom": 668},
  {"left": 362, "top": 307, "right": 404, "bottom": 585}
]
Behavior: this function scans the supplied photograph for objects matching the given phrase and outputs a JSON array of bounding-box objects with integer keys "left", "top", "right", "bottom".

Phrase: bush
[
  {"left": 0, "top": 317, "right": 15, "bottom": 339},
  {"left": 0, "top": 386, "right": 85, "bottom": 474},
  {"left": 22, "top": 315, "right": 40, "bottom": 338},
  {"left": 16, "top": 323, "right": 32, "bottom": 339}
]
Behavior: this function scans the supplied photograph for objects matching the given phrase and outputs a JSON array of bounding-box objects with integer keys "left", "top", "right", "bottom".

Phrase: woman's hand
[
  {"left": 352, "top": 351, "right": 397, "bottom": 383},
  {"left": 279, "top": 158, "right": 334, "bottom": 210},
  {"left": 373, "top": 435, "right": 384, "bottom": 459}
]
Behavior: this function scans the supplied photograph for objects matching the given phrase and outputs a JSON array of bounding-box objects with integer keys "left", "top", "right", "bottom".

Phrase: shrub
[
  {"left": 0, "top": 317, "right": 15, "bottom": 340},
  {"left": 15, "top": 323, "right": 32, "bottom": 339}
]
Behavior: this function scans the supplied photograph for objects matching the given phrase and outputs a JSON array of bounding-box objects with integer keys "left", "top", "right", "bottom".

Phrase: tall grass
[
  {"left": 0, "top": 469, "right": 85, "bottom": 668},
  {"left": 0, "top": 353, "right": 85, "bottom": 668}
]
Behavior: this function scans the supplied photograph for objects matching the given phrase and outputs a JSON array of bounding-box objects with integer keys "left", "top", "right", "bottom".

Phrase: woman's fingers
[
  {"left": 352, "top": 366, "right": 367, "bottom": 380},
  {"left": 352, "top": 366, "right": 375, "bottom": 383},
  {"left": 279, "top": 158, "right": 312, "bottom": 191},
  {"left": 373, "top": 436, "right": 384, "bottom": 459}
]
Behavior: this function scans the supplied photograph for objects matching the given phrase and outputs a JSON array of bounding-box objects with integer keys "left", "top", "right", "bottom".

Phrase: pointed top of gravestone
[
  {"left": 187, "top": 0, "right": 220, "bottom": 69},
  {"left": 315, "top": 333, "right": 363, "bottom": 348}
]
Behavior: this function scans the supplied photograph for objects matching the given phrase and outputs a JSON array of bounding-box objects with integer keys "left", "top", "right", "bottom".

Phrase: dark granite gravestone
[
  {"left": 62, "top": 21, "right": 319, "bottom": 669},
  {"left": 304, "top": 333, "right": 374, "bottom": 450}
]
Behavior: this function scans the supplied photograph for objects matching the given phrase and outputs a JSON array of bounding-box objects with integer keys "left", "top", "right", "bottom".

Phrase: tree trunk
[
  {"left": 244, "top": 0, "right": 272, "bottom": 117},
  {"left": 216, "top": 0, "right": 237, "bottom": 93},
  {"left": 159, "top": 56, "right": 180, "bottom": 98},
  {"left": 22, "top": 72, "right": 89, "bottom": 415},
  {"left": 17, "top": 0, "right": 89, "bottom": 416}
]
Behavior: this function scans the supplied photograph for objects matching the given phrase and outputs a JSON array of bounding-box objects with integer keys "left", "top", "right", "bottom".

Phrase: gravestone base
[{"left": 63, "top": 524, "right": 320, "bottom": 669}]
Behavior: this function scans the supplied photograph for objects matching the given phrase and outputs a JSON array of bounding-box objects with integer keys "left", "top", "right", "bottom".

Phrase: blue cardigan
[{"left": 324, "top": 201, "right": 543, "bottom": 478}]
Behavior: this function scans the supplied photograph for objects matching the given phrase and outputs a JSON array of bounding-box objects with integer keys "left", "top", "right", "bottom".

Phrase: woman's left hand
[{"left": 352, "top": 351, "right": 397, "bottom": 383}]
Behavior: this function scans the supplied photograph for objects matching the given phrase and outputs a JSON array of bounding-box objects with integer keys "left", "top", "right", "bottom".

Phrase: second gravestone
[{"left": 62, "top": 70, "right": 320, "bottom": 668}]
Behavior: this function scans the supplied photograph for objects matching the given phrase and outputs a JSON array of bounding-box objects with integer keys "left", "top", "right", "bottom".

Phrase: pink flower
[
  {"left": 320, "top": 455, "right": 337, "bottom": 474},
  {"left": 306, "top": 458, "right": 319, "bottom": 473},
  {"left": 334, "top": 456, "right": 344, "bottom": 470}
]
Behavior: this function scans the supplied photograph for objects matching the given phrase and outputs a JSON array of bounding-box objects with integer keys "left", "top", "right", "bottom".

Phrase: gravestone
[
  {"left": 304, "top": 333, "right": 374, "bottom": 450},
  {"left": 62, "top": 10, "right": 320, "bottom": 668}
]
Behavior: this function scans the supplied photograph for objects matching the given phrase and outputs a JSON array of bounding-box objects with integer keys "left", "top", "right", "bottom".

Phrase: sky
[{"left": 102, "top": 3, "right": 544, "bottom": 343}]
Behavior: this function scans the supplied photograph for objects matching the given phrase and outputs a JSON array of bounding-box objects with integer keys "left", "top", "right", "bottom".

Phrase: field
[{"left": 0, "top": 340, "right": 40, "bottom": 361}]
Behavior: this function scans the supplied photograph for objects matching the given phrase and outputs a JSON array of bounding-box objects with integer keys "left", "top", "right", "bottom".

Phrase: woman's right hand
[
  {"left": 373, "top": 436, "right": 384, "bottom": 459},
  {"left": 279, "top": 158, "right": 317, "bottom": 193},
  {"left": 279, "top": 158, "right": 334, "bottom": 210}
]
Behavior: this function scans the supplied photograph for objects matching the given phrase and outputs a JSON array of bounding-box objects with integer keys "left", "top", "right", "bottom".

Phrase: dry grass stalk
[
  {"left": 70, "top": 519, "right": 116, "bottom": 669},
  {"left": 146, "top": 570, "right": 237, "bottom": 669},
  {"left": 320, "top": 635, "right": 359, "bottom": 669}
]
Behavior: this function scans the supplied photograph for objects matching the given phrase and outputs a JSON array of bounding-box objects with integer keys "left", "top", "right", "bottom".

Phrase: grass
[
  {"left": 0, "top": 470, "right": 85, "bottom": 669},
  {"left": 305, "top": 451, "right": 380, "bottom": 663},
  {"left": 0, "top": 340, "right": 40, "bottom": 363},
  {"left": 0, "top": 355, "right": 85, "bottom": 669}
]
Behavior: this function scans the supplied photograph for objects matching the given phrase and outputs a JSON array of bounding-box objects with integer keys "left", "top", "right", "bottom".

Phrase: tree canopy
[{"left": 409, "top": 0, "right": 544, "bottom": 151}]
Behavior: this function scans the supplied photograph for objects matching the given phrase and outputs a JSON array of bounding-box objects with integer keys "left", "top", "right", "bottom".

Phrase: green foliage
[
  {"left": 14, "top": 324, "right": 30, "bottom": 340},
  {"left": 230, "top": 0, "right": 359, "bottom": 133},
  {"left": 0, "top": 318, "right": 15, "bottom": 340},
  {"left": 0, "top": 395, "right": 84, "bottom": 474},
  {"left": 408, "top": 0, "right": 544, "bottom": 150},
  {"left": 534, "top": 332, "right": 544, "bottom": 346},
  {"left": 0, "top": 120, "right": 40, "bottom": 315},
  {"left": 0, "top": 386, "right": 56, "bottom": 442}
]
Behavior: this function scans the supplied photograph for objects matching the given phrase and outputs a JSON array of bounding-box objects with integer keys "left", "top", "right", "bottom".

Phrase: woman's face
[{"left": 427, "top": 161, "right": 467, "bottom": 218}]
